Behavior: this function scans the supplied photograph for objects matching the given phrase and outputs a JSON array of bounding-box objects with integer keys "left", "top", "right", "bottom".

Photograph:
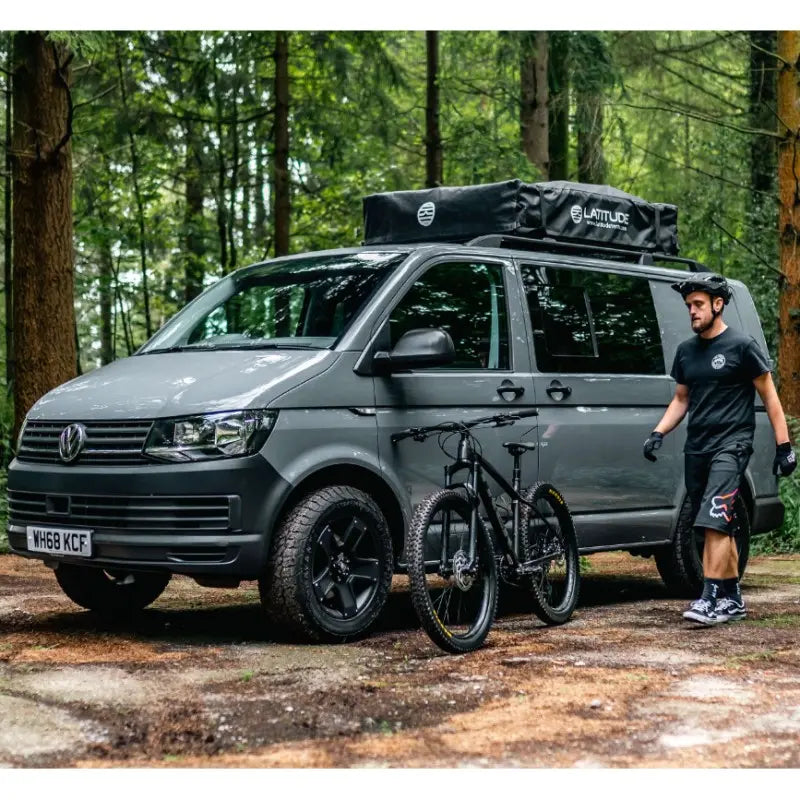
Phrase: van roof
[{"left": 237, "top": 238, "right": 707, "bottom": 284}]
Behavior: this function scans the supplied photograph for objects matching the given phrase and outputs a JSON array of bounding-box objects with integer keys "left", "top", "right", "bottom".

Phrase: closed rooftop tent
[{"left": 362, "top": 179, "right": 680, "bottom": 257}]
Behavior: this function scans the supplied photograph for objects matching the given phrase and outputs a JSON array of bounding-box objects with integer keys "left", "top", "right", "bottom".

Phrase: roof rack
[{"left": 466, "top": 234, "right": 702, "bottom": 272}]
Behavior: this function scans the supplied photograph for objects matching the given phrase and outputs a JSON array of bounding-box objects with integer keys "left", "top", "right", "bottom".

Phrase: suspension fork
[
  {"left": 511, "top": 451, "right": 522, "bottom": 556},
  {"left": 440, "top": 432, "right": 475, "bottom": 569}
]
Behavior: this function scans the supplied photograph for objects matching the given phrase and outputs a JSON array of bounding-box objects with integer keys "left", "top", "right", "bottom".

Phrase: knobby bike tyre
[
  {"left": 519, "top": 482, "right": 580, "bottom": 625},
  {"left": 406, "top": 488, "right": 498, "bottom": 654}
]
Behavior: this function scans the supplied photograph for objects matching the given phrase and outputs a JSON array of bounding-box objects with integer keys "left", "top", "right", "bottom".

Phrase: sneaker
[
  {"left": 682, "top": 598, "right": 720, "bottom": 625},
  {"left": 715, "top": 596, "right": 747, "bottom": 622}
]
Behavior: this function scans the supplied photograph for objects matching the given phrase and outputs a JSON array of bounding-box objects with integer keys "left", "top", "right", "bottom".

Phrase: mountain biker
[{"left": 643, "top": 273, "right": 796, "bottom": 625}]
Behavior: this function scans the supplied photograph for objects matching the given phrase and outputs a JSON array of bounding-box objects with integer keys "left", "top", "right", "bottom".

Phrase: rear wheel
[
  {"left": 54, "top": 564, "right": 170, "bottom": 615},
  {"left": 406, "top": 489, "right": 498, "bottom": 654},
  {"left": 655, "top": 493, "right": 750, "bottom": 597},
  {"left": 519, "top": 482, "right": 580, "bottom": 625}
]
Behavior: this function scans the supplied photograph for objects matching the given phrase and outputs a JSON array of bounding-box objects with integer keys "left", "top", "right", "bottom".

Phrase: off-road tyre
[
  {"left": 54, "top": 564, "right": 170, "bottom": 615},
  {"left": 654, "top": 492, "right": 751, "bottom": 597},
  {"left": 406, "top": 489, "right": 498, "bottom": 654},
  {"left": 260, "top": 486, "right": 393, "bottom": 643},
  {"left": 519, "top": 482, "right": 580, "bottom": 625}
]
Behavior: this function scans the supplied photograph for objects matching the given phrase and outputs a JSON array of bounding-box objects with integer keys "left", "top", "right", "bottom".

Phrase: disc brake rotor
[{"left": 452, "top": 550, "right": 474, "bottom": 591}]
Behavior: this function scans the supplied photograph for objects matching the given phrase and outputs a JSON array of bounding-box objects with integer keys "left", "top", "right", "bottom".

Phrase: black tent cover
[{"left": 363, "top": 180, "right": 679, "bottom": 256}]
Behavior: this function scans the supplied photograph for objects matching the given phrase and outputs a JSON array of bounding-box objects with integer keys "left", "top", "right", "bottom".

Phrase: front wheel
[
  {"left": 519, "top": 482, "right": 580, "bottom": 625},
  {"left": 406, "top": 489, "right": 498, "bottom": 654},
  {"left": 260, "top": 486, "right": 393, "bottom": 642}
]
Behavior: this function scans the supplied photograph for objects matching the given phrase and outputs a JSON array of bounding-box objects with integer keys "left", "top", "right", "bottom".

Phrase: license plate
[{"left": 26, "top": 526, "right": 93, "bottom": 558}]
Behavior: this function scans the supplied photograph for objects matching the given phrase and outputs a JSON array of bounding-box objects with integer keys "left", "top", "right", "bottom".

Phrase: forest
[{"left": 0, "top": 30, "right": 799, "bottom": 549}]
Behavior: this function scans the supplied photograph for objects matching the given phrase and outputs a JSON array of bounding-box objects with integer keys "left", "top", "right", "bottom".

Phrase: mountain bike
[{"left": 392, "top": 410, "right": 580, "bottom": 654}]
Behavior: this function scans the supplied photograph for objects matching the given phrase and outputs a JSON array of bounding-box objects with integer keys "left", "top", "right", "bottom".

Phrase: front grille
[
  {"left": 18, "top": 420, "right": 153, "bottom": 465},
  {"left": 8, "top": 490, "right": 233, "bottom": 531}
]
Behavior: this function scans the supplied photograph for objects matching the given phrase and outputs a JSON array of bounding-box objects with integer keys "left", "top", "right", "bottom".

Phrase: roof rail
[{"left": 465, "top": 234, "right": 702, "bottom": 272}]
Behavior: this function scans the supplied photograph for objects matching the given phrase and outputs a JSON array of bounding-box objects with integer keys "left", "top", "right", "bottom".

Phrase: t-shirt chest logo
[{"left": 711, "top": 354, "right": 726, "bottom": 370}]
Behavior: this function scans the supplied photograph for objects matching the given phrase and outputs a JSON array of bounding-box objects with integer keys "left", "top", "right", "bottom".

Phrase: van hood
[{"left": 29, "top": 349, "right": 338, "bottom": 421}]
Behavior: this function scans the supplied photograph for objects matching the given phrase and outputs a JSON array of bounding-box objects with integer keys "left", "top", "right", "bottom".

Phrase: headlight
[
  {"left": 16, "top": 417, "right": 28, "bottom": 454},
  {"left": 144, "top": 410, "right": 278, "bottom": 462}
]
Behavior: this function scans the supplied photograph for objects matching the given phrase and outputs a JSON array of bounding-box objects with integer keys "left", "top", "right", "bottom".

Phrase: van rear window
[{"left": 521, "top": 264, "right": 665, "bottom": 375}]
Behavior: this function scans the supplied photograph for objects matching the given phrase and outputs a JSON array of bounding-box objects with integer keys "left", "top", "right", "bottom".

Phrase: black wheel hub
[{"left": 310, "top": 513, "right": 382, "bottom": 621}]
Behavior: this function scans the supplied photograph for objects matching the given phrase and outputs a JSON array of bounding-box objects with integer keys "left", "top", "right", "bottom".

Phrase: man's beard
[{"left": 692, "top": 315, "right": 715, "bottom": 334}]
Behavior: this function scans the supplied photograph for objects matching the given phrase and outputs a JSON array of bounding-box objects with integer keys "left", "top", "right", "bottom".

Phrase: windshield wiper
[{"left": 141, "top": 342, "right": 323, "bottom": 354}]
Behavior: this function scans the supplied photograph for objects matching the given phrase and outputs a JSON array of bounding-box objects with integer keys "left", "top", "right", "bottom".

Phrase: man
[{"left": 643, "top": 273, "right": 796, "bottom": 625}]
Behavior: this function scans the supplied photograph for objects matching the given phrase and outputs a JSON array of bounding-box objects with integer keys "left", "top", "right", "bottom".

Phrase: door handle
[
  {"left": 546, "top": 380, "right": 572, "bottom": 400},
  {"left": 496, "top": 380, "right": 525, "bottom": 400}
]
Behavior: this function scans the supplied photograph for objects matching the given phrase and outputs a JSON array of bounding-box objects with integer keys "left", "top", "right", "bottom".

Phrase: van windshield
[{"left": 139, "top": 252, "right": 405, "bottom": 354}]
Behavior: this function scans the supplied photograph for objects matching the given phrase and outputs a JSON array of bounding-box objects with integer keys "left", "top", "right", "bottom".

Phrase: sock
[
  {"left": 701, "top": 578, "right": 722, "bottom": 603},
  {"left": 721, "top": 578, "right": 742, "bottom": 602}
]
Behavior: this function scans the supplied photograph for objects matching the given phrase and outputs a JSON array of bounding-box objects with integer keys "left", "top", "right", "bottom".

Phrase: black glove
[
  {"left": 643, "top": 431, "right": 664, "bottom": 462},
  {"left": 773, "top": 442, "right": 797, "bottom": 477}
]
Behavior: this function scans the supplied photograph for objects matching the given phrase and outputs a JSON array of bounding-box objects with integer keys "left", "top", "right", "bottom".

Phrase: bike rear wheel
[
  {"left": 519, "top": 482, "right": 580, "bottom": 625},
  {"left": 406, "top": 489, "right": 498, "bottom": 653}
]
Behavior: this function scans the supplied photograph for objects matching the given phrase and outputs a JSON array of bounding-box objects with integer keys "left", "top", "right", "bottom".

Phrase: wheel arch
[{"left": 274, "top": 464, "right": 408, "bottom": 562}]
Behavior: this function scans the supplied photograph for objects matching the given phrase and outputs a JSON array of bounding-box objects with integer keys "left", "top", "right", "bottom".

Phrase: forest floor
[{"left": 1, "top": 552, "right": 800, "bottom": 768}]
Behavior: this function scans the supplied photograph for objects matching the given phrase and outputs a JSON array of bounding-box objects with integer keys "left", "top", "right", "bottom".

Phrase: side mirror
[{"left": 373, "top": 328, "right": 455, "bottom": 374}]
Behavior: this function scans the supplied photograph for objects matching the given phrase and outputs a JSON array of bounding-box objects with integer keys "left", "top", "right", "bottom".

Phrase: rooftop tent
[{"left": 363, "top": 180, "right": 679, "bottom": 256}]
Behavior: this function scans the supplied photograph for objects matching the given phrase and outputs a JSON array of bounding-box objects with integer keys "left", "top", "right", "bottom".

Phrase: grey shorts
[{"left": 685, "top": 442, "right": 752, "bottom": 536}]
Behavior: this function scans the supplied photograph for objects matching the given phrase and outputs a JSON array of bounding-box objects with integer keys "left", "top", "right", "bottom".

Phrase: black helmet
[{"left": 671, "top": 272, "right": 731, "bottom": 305}]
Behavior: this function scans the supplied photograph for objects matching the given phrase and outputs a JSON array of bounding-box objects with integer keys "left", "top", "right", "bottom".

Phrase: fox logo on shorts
[{"left": 709, "top": 489, "right": 738, "bottom": 523}]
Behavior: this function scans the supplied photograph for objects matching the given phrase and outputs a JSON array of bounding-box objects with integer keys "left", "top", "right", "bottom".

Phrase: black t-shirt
[{"left": 670, "top": 327, "right": 771, "bottom": 454}]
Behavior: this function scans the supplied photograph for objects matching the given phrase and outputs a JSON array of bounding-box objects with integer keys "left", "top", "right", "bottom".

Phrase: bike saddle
[{"left": 503, "top": 441, "right": 537, "bottom": 456}]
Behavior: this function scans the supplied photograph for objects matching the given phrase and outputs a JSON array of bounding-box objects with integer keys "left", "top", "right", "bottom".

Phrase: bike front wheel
[
  {"left": 406, "top": 489, "right": 498, "bottom": 653},
  {"left": 519, "top": 482, "right": 580, "bottom": 625}
]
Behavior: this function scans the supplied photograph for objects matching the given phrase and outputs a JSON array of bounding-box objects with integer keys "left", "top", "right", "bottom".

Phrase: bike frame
[{"left": 441, "top": 431, "right": 526, "bottom": 572}]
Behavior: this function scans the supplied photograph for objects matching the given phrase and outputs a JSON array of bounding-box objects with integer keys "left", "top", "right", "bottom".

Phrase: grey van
[{"left": 6, "top": 182, "right": 783, "bottom": 641}]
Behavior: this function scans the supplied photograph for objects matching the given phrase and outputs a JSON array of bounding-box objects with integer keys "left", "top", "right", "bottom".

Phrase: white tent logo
[
  {"left": 570, "top": 205, "right": 583, "bottom": 224},
  {"left": 417, "top": 201, "right": 436, "bottom": 227}
]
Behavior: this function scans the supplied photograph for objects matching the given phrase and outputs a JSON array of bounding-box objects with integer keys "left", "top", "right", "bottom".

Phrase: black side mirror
[{"left": 373, "top": 328, "right": 455, "bottom": 374}]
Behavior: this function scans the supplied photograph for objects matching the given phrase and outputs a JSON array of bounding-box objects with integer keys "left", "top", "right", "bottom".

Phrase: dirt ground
[{"left": 1, "top": 551, "right": 800, "bottom": 768}]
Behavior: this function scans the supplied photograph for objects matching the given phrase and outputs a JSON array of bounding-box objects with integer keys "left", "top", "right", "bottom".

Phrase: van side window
[
  {"left": 522, "top": 264, "right": 664, "bottom": 375},
  {"left": 389, "top": 262, "right": 510, "bottom": 369}
]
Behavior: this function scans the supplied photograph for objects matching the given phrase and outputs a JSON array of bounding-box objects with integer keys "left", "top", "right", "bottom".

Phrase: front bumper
[{"left": 6, "top": 454, "right": 291, "bottom": 578}]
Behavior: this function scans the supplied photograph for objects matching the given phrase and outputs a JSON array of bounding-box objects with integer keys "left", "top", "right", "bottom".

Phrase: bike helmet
[{"left": 670, "top": 272, "right": 731, "bottom": 305}]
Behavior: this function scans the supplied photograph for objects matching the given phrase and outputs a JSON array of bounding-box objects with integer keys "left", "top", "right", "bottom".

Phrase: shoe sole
[
  {"left": 715, "top": 613, "right": 746, "bottom": 623},
  {"left": 682, "top": 610, "right": 721, "bottom": 625}
]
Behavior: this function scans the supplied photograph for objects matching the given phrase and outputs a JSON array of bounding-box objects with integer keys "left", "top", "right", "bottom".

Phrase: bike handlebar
[{"left": 391, "top": 408, "right": 539, "bottom": 444}]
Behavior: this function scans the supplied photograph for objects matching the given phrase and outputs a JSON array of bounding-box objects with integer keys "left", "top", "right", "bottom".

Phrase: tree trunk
[
  {"left": 4, "top": 38, "right": 12, "bottom": 394},
  {"left": 273, "top": 31, "right": 290, "bottom": 259},
  {"left": 11, "top": 32, "right": 76, "bottom": 437},
  {"left": 183, "top": 123, "right": 205, "bottom": 304},
  {"left": 749, "top": 32, "right": 778, "bottom": 246},
  {"left": 115, "top": 41, "right": 152, "bottom": 340},
  {"left": 99, "top": 240, "right": 114, "bottom": 365},
  {"left": 548, "top": 31, "right": 569, "bottom": 182},
  {"left": 577, "top": 89, "right": 605, "bottom": 185},
  {"left": 425, "top": 31, "right": 443, "bottom": 188},
  {"left": 777, "top": 31, "right": 800, "bottom": 416},
  {"left": 254, "top": 140, "right": 267, "bottom": 254},
  {"left": 228, "top": 74, "right": 239, "bottom": 270},
  {"left": 520, "top": 32, "right": 549, "bottom": 179},
  {"left": 214, "top": 55, "right": 228, "bottom": 271}
]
